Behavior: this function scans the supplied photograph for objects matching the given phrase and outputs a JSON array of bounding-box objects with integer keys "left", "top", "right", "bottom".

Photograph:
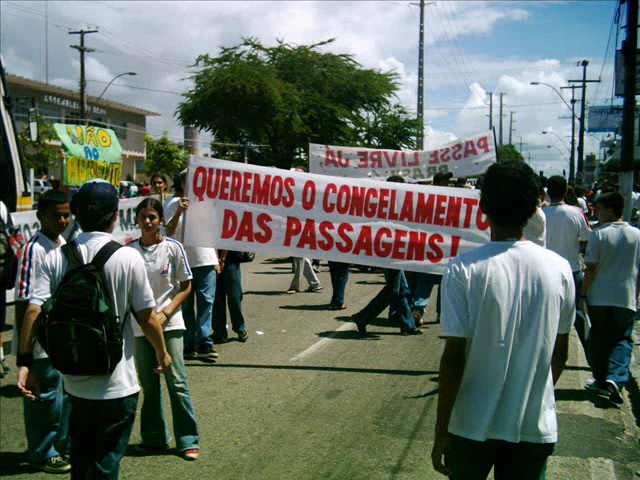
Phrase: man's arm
[
  {"left": 16, "top": 303, "right": 43, "bottom": 400},
  {"left": 165, "top": 198, "right": 188, "bottom": 237},
  {"left": 135, "top": 308, "right": 172, "bottom": 373},
  {"left": 431, "top": 336, "right": 466, "bottom": 476},
  {"left": 583, "top": 263, "right": 597, "bottom": 297},
  {"left": 552, "top": 333, "right": 569, "bottom": 384},
  {"left": 156, "top": 281, "right": 191, "bottom": 326}
]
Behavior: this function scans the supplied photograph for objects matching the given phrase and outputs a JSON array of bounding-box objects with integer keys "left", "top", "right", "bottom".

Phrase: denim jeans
[
  {"left": 182, "top": 265, "right": 216, "bottom": 352},
  {"left": 445, "top": 434, "right": 554, "bottom": 480},
  {"left": 407, "top": 272, "right": 439, "bottom": 316},
  {"left": 134, "top": 331, "right": 199, "bottom": 452},
  {"left": 69, "top": 393, "right": 138, "bottom": 480},
  {"left": 353, "top": 269, "right": 416, "bottom": 332},
  {"left": 588, "top": 305, "right": 635, "bottom": 387},
  {"left": 328, "top": 261, "right": 350, "bottom": 307},
  {"left": 23, "top": 358, "right": 71, "bottom": 464},
  {"left": 212, "top": 262, "right": 246, "bottom": 340},
  {"left": 289, "top": 257, "right": 321, "bottom": 290}
]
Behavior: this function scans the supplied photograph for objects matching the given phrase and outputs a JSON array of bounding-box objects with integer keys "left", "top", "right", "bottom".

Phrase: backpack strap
[
  {"left": 91, "top": 241, "right": 122, "bottom": 272},
  {"left": 61, "top": 241, "right": 84, "bottom": 270}
]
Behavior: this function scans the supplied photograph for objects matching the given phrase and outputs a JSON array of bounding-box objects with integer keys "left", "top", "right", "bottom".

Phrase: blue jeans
[
  {"left": 354, "top": 270, "right": 416, "bottom": 332},
  {"left": 445, "top": 433, "right": 553, "bottom": 480},
  {"left": 182, "top": 265, "right": 216, "bottom": 352},
  {"left": 588, "top": 305, "right": 635, "bottom": 387},
  {"left": 407, "top": 272, "right": 439, "bottom": 317},
  {"left": 23, "top": 358, "right": 70, "bottom": 464},
  {"left": 212, "top": 262, "right": 246, "bottom": 340},
  {"left": 69, "top": 393, "right": 138, "bottom": 480},
  {"left": 134, "top": 331, "right": 199, "bottom": 452},
  {"left": 328, "top": 262, "right": 350, "bottom": 307}
]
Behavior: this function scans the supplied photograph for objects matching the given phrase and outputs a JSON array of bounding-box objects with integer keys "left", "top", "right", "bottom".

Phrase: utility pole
[
  {"left": 499, "top": 93, "right": 505, "bottom": 146},
  {"left": 69, "top": 28, "right": 98, "bottom": 125},
  {"left": 560, "top": 85, "right": 579, "bottom": 184},
  {"left": 568, "top": 60, "right": 599, "bottom": 184},
  {"left": 508, "top": 111, "right": 515, "bottom": 145},
  {"left": 488, "top": 91, "right": 493, "bottom": 130},
  {"left": 620, "top": 0, "right": 638, "bottom": 220},
  {"left": 416, "top": 0, "right": 425, "bottom": 150},
  {"left": 519, "top": 136, "right": 527, "bottom": 153}
]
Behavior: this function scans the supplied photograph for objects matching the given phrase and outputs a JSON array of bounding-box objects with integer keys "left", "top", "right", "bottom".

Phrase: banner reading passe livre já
[
  {"left": 54, "top": 124, "right": 123, "bottom": 187},
  {"left": 183, "top": 156, "right": 491, "bottom": 274},
  {"left": 309, "top": 130, "right": 496, "bottom": 180}
]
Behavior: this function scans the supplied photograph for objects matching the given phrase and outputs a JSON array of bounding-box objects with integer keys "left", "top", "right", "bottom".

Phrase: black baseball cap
[
  {"left": 433, "top": 171, "right": 453, "bottom": 184},
  {"left": 71, "top": 179, "right": 119, "bottom": 218}
]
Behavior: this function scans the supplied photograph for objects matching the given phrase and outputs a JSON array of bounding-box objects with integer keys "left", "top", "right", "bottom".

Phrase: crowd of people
[{"left": 0, "top": 164, "right": 638, "bottom": 479}]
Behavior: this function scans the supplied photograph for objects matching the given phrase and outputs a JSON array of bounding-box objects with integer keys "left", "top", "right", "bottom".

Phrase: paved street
[{"left": 1, "top": 255, "right": 639, "bottom": 479}]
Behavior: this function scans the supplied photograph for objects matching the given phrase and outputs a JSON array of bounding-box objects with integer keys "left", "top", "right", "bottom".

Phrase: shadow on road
[
  {"left": 251, "top": 271, "right": 290, "bottom": 275},
  {"left": 0, "top": 451, "right": 32, "bottom": 476},
  {"left": 243, "top": 290, "right": 288, "bottom": 296},
  {"left": 186, "top": 363, "right": 437, "bottom": 376},
  {"left": 555, "top": 388, "right": 618, "bottom": 409},
  {"left": 0, "top": 384, "right": 22, "bottom": 398},
  {"left": 279, "top": 304, "right": 333, "bottom": 311},
  {"left": 564, "top": 365, "right": 592, "bottom": 372},
  {"left": 406, "top": 388, "right": 439, "bottom": 399}
]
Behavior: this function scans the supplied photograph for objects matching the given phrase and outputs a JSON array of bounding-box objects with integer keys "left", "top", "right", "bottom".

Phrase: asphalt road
[{"left": 1, "top": 255, "right": 639, "bottom": 479}]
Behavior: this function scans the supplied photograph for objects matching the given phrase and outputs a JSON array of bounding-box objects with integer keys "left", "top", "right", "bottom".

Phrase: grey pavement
[{"left": 0, "top": 255, "right": 639, "bottom": 479}]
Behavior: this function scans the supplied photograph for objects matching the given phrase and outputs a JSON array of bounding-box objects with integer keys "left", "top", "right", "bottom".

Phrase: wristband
[
  {"left": 162, "top": 310, "right": 172, "bottom": 318},
  {"left": 17, "top": 353, "right": 34, "bottom": 368}
]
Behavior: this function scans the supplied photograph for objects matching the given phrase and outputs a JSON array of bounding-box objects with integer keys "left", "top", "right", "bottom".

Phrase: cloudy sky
[{"left": 0, "top": 0, "right": 620, "bottom": 176}]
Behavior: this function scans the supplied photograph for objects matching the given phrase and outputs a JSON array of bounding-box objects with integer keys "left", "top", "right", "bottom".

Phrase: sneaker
[
  {"left": 306, "top": 285, "right": 323, "bottom": 293},
  {"left": 312, "top": 265, "right": 320, "bottom": 273},
  {"left": 287, "top": 288, "right": 298, "bottom": 294},
  {"left": 412, "top": 311, "right": 424, "bottom": 327},
  {"left": 35, "top": 455, "right": 71, "bottom": 474},
  {"left": 606, "top": 379, "right": 624, "bottom": 404},
  {"left": 131, "top": 443, "right": 170, "bottom": 455},
  {"left": 329, "top": 304, "right": 347, "bottom": 311},
  {"left": 182, "top": 448, "right": 200, "bottom": 461},
  {"left": 237, "top": 330, "right": 249, "bottom": 343},
  {"left": 198, "top": 345, "right": 219, "bottom": 362},
  {"left": 401, "top": 328, "right": 424, "bottom": 336},
  {"left": 1, "top": 357, "right": 9, "bottom": 374},
  {"left": 585, "top": 378, "right": 609, "bottom": 395},
  {"left": 184, "top": 351, "right": 198, "bottom": 360}
]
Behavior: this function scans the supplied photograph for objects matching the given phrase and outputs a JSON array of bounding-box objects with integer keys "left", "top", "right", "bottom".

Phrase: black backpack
[{"left": 37, "top": 240, "right": 126, "bottom": 375}]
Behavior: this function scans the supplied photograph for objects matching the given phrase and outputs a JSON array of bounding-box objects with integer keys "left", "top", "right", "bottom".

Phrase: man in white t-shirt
[
  {"left": 431, "top": 162, "right": 574, "bottom": 480},
  {"left": 17, "top": 180, "right": 171, "bottom": 479},
  {"left": 164, "top": 171, "right": 220, "bottom": 361},
  {"left": 583, "top": 192, "right": 640, "bottom": 405},
  {"left": 13, "top": 191, "right": 72, "bottom": 473},
  {"left": 543, "top": 175, "right": 591, "bottom": 357}
]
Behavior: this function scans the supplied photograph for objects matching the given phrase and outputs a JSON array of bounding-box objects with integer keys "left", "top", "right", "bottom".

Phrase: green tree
[
  {"left": 497, "top": 144, "right": 525, "bottom": 163},
  {"left": 144, "top": 133, "right": 189, "bottom": 178},
  {"left": 18, "top": 119, "right": 61, "bottom": 177},
  {"left": 178, "top": 38, "right": 419, "bottom": 169}
]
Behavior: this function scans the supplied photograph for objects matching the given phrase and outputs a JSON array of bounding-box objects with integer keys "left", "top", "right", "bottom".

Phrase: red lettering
[
  {"left": 219, "top": 169, "right": 231, "bottom": 200},
  {"left": 283, "top": 216, "right": 302, "bottom": 247},
  {"left": 370, "top": 151, "right": 382, "bottom": 168},
  {"left": 255, "top": 214, "right": 272, "bottom": 243},
  {"left": 444, "top": 196, "right": 462, "bottom": 228},
  {"left": 221, "top": 209, "right": 238, "bottom": 239},
  {"left": 318, "top": 222, "right": 335, "bottom": 251},
  {"left": 229, "top": 171, "right": 243, "bottom": 201},
  {"left": 450, "top": 235, "right": 461, "bottom": 258},
  {"left": 325, "top": 148, "right": 340, "bottom": 167},
  {"left": 407, "top": 231, "right": 427, "bottom": 261},
  {"left": 399, "top": 191, "right": 415, "bottom": 222},
  {"left": 323, "top": 184, "right": 337, "bottom": 213},
  {"left": 429, "top": 150, "right": 439, "bottom": 165},
  {"left": 297, "top": 219, "right": 318, "bottom": 250},
  {"left": 192, "top": 166, "right": 207, "bottom": 201},
  {"left": 408, "top": 151, "right": 420, "bottom": 167},
  {"left": 235, "top": 211, "right": 255, "bottom": 242},
  {"left": 353, "top": 226, "right": 373, "bottom": 256},
  {"left": 427, "top": 234, "right": 444, "bottom": 263},
  {"left": 440, "top": 147, "right": 451, "bottom": 163},
  {"left": 391, "top": 230, "right": 408, "bottom": 259},
  {"left": 476, "top": 208, "right": 490, "bottom": 231},
  {"left": 476, "top": 135, "right": 490, "bottom": 153},
  {"left": 357, "top": 151, "right": 368, "bottom": 168},
  {"left": 283, "top": 177, "right": 296, "bottom": 207},
  {"left": 462, "top": 198, "right": 478, "bottom": 228},
  {"left": 464, "top": 140, "right": 478, "bottom": 158},
  {"left": 336, "top": 223, "right": 354, "bottom": 253},
  {"left": 373, "top": 228, "right": 393, "bottom": 257},
  {"left": 451, "top": 143, "right": 463, "bottom": 161},
  {"left": 434, "top": 195, "right": 448, "bottom": 225},
  {"left": 240, "top": 172, "right": 253, "bottom": 203}
]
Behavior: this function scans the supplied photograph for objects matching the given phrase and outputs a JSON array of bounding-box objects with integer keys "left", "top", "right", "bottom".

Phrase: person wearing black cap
[{"left": 17, "top": 179, "right": 172, "bottom": 479}]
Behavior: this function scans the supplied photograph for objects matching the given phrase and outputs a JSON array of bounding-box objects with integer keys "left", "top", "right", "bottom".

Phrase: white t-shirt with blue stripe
[{"left": 128, "top": 237, "right": 192, "bottom": 337}]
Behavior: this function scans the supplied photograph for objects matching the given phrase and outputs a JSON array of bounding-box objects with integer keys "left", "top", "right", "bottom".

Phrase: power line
[{"left": 86, "top": 80, "right": 183, "bottom": 95}]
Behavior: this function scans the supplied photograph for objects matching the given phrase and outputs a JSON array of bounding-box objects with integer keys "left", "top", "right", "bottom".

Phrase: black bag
[
  {"left": 37, "top": 240, "right": 126, "bottom": 375},
  {"left": 226, "top": 250, "right": 255, "bottom": 264}
]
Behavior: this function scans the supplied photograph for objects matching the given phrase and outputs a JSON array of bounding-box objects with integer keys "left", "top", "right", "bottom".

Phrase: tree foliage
[
  {"left": 18, "top": 119, "right": 61, "bottom": 177},
  {"left": 178, "top": 38, "right": 419, "bottom": 169},
  {"left": 497, "top": 144, "right": 525, "bottom": 163},
  {"left": 144, "top": 134, "right": 189, "bottom": 178}
]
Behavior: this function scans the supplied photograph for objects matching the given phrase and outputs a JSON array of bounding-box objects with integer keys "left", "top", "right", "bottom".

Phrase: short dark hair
[
  {"left": 546, "top": 175, "right": 567, "bottom": 201},
  {"left": 71, "top": 180, "right": 119, "bottom": 232},
  {"left": 480, "top": 161, "right": 538, "bottom": 228},
  {"left": 386, "top": 175, "right": 405, "bottom": 183},
  {"left": 135, "top": 197, "right": 164, "bottom": 219},
  {"left": 150, "top": 174, "right": 167, "bottom": 185},
  {"left": 37, "top": 190, "right": 69, "bottom": 214},
  {"left": 596, "top": 191, "right": 624, "bottom": 218}
]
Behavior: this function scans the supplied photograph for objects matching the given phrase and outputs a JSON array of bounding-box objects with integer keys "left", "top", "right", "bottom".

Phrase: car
[{"left": 33, "top": 178, "right": 52, "bottom": 198}]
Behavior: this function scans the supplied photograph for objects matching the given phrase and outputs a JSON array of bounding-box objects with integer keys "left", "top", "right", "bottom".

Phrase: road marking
[
  {"left": 590, "top": 458, "right": 616, "bottom": 480},
  {"left": 290, "top": 323, "right": 355, "bottom": 362}
]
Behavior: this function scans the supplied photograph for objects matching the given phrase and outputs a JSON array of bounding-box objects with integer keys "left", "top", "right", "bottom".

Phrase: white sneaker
[
  {"left": 585, "top": 378, "right": 608, "bottom": 395},
  {"left": 605, "top": 379, "right": 623, "bottom": 404}
]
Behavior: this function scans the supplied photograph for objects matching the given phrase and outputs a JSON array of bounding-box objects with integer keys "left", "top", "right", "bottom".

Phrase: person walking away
[
  {"left": 583, "top": 192, "right": 640, "bottom": 405},
  {"left": 13, "top": 191, "right": 71, "bottom": 473},
  {"left": 164, "top": 171, "right": 220, "bottom": 361},
  {"left": 523, "top": 177, "right": 547, "bottom": 247},
  {"left": 129, "top": 198, "right": 200, "bottom": 460},
  {"left": 431, "top": 161, "right": 574, "bottom": 479},
  {"left": 544, "top": 175, "right": 591, "bottom": 358},
  {"left": 17, "top": 180, "right": 171, "bottom": 479},
  {"left": 212, "top": 250, "right": 249, "bottom": 343},
  {"left": 328, "top": 261, "right": 349, "bottom": 310},
  {"left": 287, "top": 257, "right": 322, "bottom": 294}
]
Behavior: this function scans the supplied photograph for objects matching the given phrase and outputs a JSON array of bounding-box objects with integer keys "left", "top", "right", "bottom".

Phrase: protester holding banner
[
  {"left": 150, "top": 174, "right": 170, "bottom": 203},
  {"left": 164, "top": 171, "right": 220, "bottom": 361},
  {"left": 129, "top": 197, "right": 200, "bottom": 461}
]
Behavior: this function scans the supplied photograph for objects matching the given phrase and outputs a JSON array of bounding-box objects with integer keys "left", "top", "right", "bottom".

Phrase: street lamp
[
  {"left": 531, "top": 80, "right": 577, "bottom": 183},
  {"left": 95, "top": 72, "right": 137, "bottom": 104},
  {"left": 546, "top": 145, "right": 571, "bottom": 178},
  {"left": 542, "top": 130, "right": 571, "bottom": 153}
]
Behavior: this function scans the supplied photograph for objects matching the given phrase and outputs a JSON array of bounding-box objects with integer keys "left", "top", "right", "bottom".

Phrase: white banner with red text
[
  {"left": 184, "top": 156, "right": 491, "bottom": 274},
  {"left": 309, "top": 130, "right": 497, "bottom": 180}
]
